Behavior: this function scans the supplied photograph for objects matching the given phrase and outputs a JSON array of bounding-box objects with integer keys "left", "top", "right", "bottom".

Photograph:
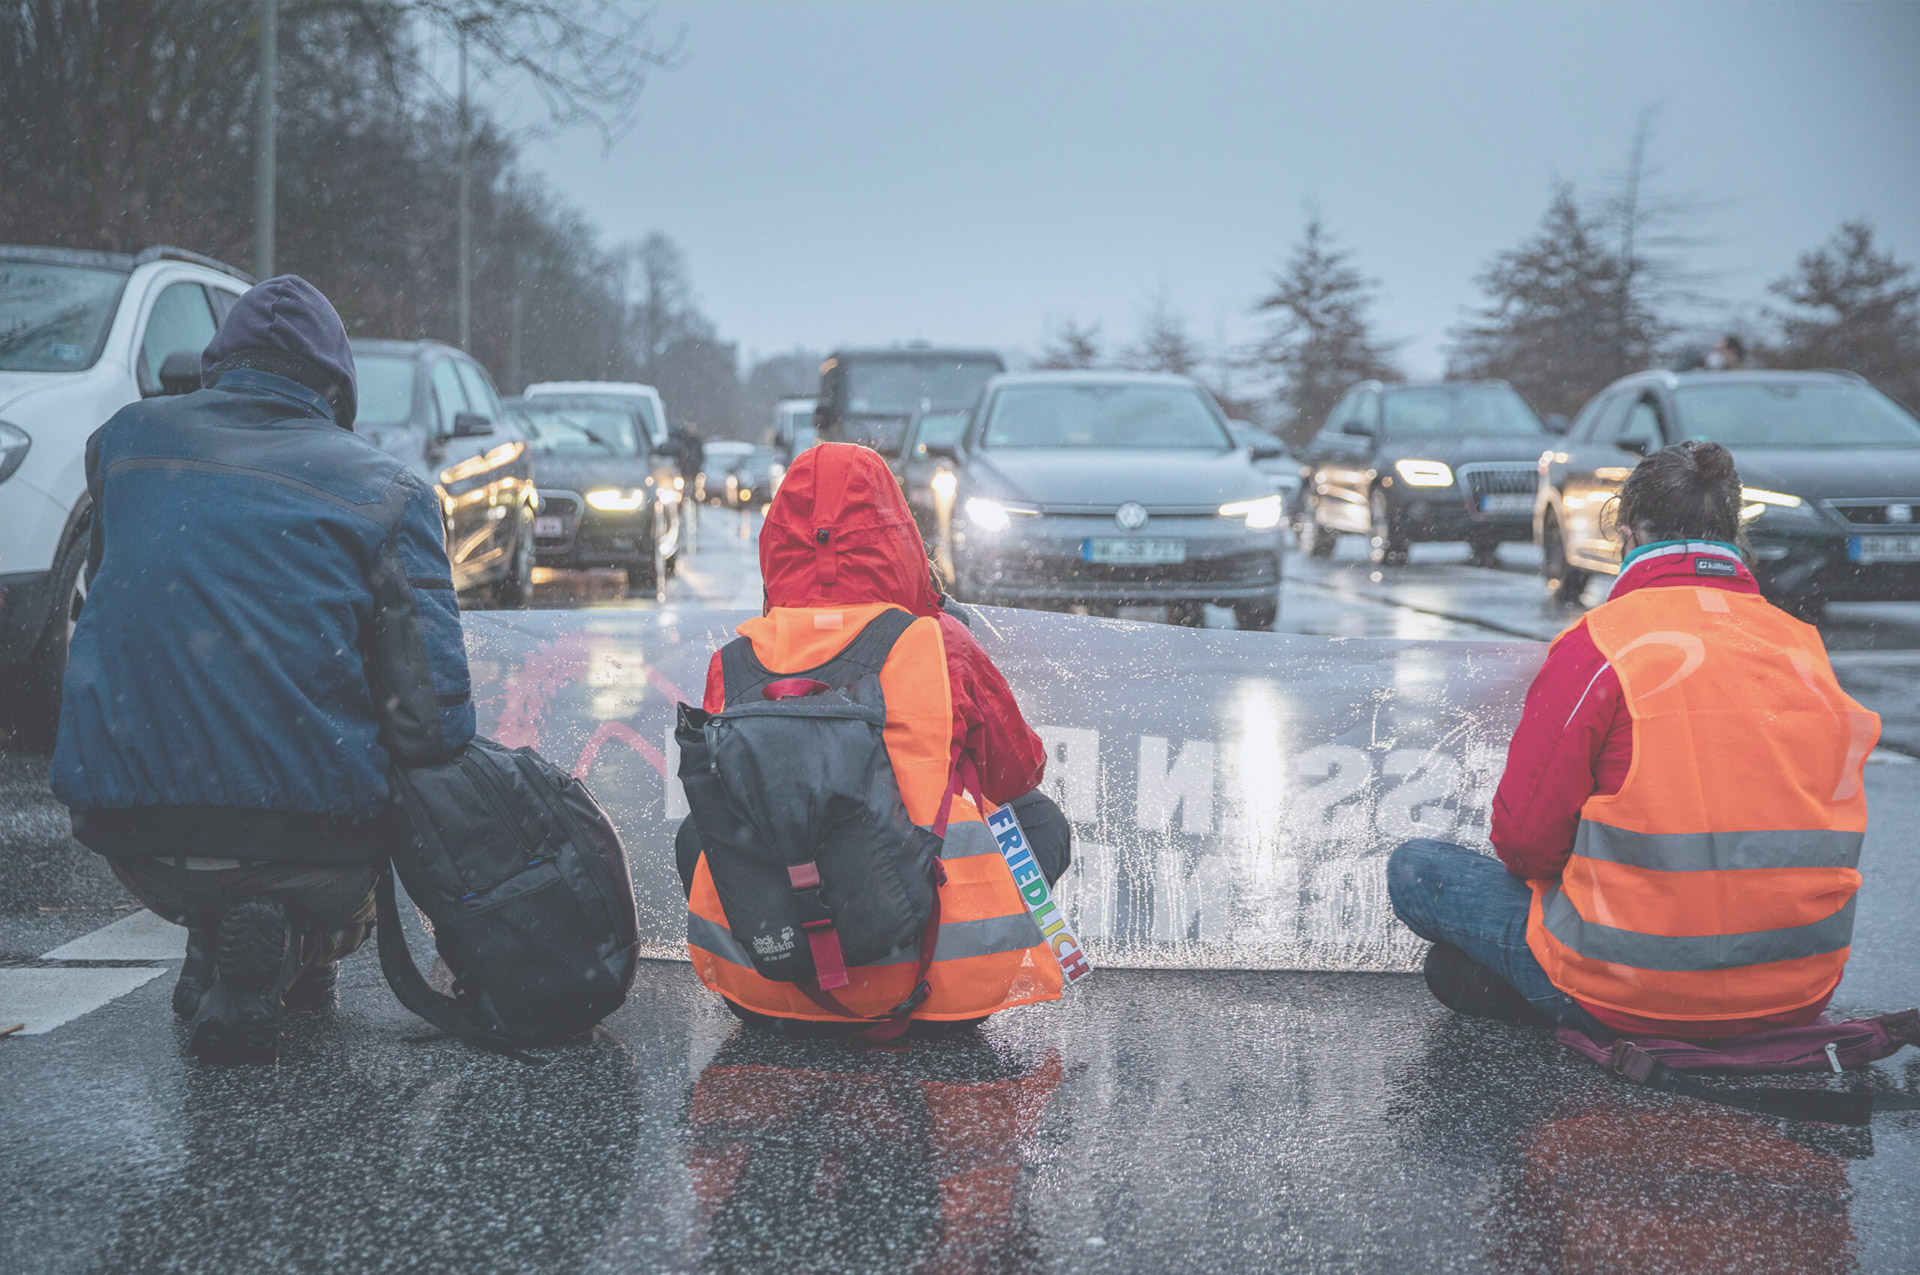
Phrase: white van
[{"left": 0, "top": 245, "right": 252, "bottom": 740}]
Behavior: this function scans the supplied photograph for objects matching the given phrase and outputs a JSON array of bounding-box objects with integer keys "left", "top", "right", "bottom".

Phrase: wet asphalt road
[{"left": 4, "top": 507, "right": 1918, "bottom": 1273}]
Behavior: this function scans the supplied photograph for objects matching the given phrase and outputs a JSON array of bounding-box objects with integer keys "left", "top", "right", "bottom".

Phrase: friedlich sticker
[
  {"left": 986, "top": 805, "right": 1092, "bottom": 983},
  {"left": 1693, "top": 557, "right": 1738, "bottom": 577}
]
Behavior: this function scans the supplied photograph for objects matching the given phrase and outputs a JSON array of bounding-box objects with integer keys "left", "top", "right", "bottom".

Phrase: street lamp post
[
  {"left": 254, "top": 0, "right": 277, "bottom": 279},
  {"left": 456, "top": 26, "right": 472, "bottom": 351}
]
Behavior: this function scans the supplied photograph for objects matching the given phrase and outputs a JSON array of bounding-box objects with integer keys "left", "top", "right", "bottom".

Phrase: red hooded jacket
[
  {"left": 1491, "top": 541, "right": 1832, "bottom": 1037},
  {"left": 702, "top": 443, "right": 1047, "bottom": 803}
]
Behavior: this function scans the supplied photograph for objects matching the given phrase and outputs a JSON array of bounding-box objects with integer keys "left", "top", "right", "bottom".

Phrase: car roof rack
[{"left": 132, "top": 245, "right": 255, "bottom": 285}]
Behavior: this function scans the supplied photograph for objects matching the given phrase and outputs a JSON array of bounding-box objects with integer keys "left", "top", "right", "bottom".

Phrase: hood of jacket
[
  {"left": 202, "top": 275, "right": 359, "bottom": 428},
  {"left": 760, "top": 442, "right": 940, "bottom": 614}
]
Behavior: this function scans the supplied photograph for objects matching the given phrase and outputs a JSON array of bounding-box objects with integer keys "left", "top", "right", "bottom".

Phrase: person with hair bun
[{"left": 1388, "top": 440, "right": 1880, "bottom": 1040}]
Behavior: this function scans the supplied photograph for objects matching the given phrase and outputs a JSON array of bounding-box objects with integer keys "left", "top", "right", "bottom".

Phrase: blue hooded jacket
[{"left": 50, "top": 277, "right": 474, "bottom": 862}]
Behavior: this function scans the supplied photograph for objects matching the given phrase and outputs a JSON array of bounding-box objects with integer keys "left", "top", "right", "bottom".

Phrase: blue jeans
[{"left": 1386, "top": 838, "right": 1605, "bottom": 1032}]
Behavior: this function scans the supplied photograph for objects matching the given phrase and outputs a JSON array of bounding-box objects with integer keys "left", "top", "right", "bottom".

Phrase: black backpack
[
  {"left": 676, "top": 608, "right": 945, "bottom": 1001},
  {"left": 376, "top": 737, "right": 640, "bottom": 1051}
]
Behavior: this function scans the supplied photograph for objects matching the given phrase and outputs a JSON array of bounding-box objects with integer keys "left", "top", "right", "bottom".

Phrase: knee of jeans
[{"left": 1386, "top": 839, "right": 1448, "bottom": 904}]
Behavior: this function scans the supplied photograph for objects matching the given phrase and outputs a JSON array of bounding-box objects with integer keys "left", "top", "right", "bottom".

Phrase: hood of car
[
  {"left": 1372, "top": 433, "right": 1550, "bottom": 467},
  {"left": 1731, "top": 446, "right": 1920, "bottom": 502},
  {"left": 526, "top": 452, "right": 658, "bottom": 493},
  {"left": 965, "top": 447, "right": 1270, "bottom": 508},
  {"left": 0, "top": 369, "right": 90, "bottom": 416}
]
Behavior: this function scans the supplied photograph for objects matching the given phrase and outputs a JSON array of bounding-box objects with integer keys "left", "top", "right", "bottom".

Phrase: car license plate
[
  {"left": 1479, "top": 493, "right": 1533, "bottom": 515},
  {"left": 1849, "top": 534, "right": 1920, "bottom": 564},
  {"left": 534, "top": 516, "right": 566, "bottom": 538},
  {"left": 1082, "top": 537, "right": 1186, "bottom": 565}
]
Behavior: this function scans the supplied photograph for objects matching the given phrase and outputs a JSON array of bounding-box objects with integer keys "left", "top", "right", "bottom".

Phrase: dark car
[
  {"left": 1301, "top": 380, "right": 1549, "bottom": 566},
  {"left": 506, "top": 394, "right": 684, "bottom": 598},
  {"left": 932, "top": 372, "right": 1285, "bottom": 629},
  {"left": 350, "top": 339, "right": 536, "bottom": 606},
  {"left": 1537, "top": 369, "right": 1920, "bottom": 616},
  {"left": 815, "top": 345, "right": 1006, "bottom": 455}
]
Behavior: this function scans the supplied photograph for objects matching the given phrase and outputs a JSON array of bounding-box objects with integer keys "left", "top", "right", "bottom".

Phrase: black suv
[
  {"left": 349, "top": 339, "right": 536, "bottom": 607},
  {"left": 1537, "top": 369, "right": 1920, "bottom": 616},
  {"left": 815, "top": 345, "right": 1006, "bottom": 455},
  {"left": 507, "top": 393, "right": 684, "bottom": 598},
  {"left": 1300, "top": 380, "right": 1550, "bottom": 566}
]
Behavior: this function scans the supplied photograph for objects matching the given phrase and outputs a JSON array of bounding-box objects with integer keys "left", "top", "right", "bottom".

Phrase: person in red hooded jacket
[{"left": 673, "top": 442, "right": 1070, "bottom": 905}]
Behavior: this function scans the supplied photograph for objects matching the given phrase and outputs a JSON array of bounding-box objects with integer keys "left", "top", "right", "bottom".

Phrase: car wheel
[
  {"left": 1167, "top": 601, "right": 1205, "bottom": 627},
  {"left": 1467, "top": 531, "right": 1501, "bottom": 568},
  {"left": 1303, "top": 506, "right": 1339, "bottom": 559},
  {"left": 627, "top": 513, "right": 665, "bottom": 601},
  {"left": 488, "top": 510, "right": 535, "bottom": 610},
  {"left": 1368, "top": 488, "right": 1409, "bottom": 566},
  {"left": 11, "top": 521, "right": 90, "bottom": 747},
  {"left": 1233, "top": 597, "right": 1279, "bottom": 631},
  {"left": 1540, "top": 517, "right": 1590, "bottom": 604}
]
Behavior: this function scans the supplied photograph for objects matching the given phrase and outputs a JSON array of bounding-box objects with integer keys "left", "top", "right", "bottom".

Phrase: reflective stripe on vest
[
  {"left": 686, "top": 605, "right": 1064, "bottom": 1022},
  {"left": 1526, "top": 585, "right": 1878, "bottom": 1025}
]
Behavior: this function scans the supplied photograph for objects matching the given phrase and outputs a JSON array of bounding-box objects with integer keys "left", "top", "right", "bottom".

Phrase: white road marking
[
  {"left": 0, "top": 910, "right": 188, "bottom": 1038},
  {"left": 43, "top": 908, "right": 187, "bottom": 961},
  {"left": 0, "top": 967, "right": 167, "bottom": 1036}
]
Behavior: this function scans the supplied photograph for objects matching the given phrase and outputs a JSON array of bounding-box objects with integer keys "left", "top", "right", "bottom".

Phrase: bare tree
[
  {"left": 1034, "top": 317, "right": 1105, "bottom": 370},
  {"left": 1597, "top": 106, "right": 1720, "bottom": 367},
  {"left": 1250, "top": 215, "right": 1399, "bottom": 445}
]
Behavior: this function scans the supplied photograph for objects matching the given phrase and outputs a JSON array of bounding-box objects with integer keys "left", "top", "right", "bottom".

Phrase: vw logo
[
  {"left": 1115, "top": 502, "right": 1149, "bottom": 530},
  {"left": 1888, "top": 503, "right": 1914, "bottom": 524}
]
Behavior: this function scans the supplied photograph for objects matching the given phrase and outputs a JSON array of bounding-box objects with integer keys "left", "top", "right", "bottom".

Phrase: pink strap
[{"left": 804, "top": 922, "right": 850, "bottom": 990}]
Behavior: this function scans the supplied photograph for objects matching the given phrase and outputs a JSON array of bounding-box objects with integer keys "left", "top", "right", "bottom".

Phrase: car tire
[
  {"left": 1304, "top": 513, "right": 1339, "bottom": 559},
  {"left": 1467, "top": 531, "right": 1501, "bottom": 567},
  {"left": 1168, "top": 601, "right": 1205, "bottom": 627},
  {"left": 1368, "top": 488, "right": 1409, "bottom": 567},
  {"left": 488, "top": 510, "right": 535, "bottom": 610},
  {"left": 1540, "top": 517, "right": 1590, "bottom": 604},
  {"left": 1233, "top": 597, "right": 1279, "bottom": 631},
  {"left": 11, "top": 521, "right": 90, "bottom": 747},
  {"left": 626, "top": 514, "right": 665, "bottom": 601}
]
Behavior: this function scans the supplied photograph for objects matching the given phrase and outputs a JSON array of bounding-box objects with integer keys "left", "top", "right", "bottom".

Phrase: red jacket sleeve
[
  {"left": 937, "top": 613, "right": 1046, "bottom": 803},
  {"left": 1490, "top": 620, "right": 1631, "bottom": 879}
]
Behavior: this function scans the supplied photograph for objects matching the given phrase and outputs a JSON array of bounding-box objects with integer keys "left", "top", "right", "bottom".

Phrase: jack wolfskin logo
[
  {"left": 1693, "top": 557, "right": 1737, "bottom": 577},
  {"left": 752, "top": 927, "right": 796, "bottom": 956}
]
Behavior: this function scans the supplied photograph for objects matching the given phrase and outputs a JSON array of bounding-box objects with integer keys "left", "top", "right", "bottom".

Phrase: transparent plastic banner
[{"left": 466, "top": 608, "right": 1545, "bottom": 972}]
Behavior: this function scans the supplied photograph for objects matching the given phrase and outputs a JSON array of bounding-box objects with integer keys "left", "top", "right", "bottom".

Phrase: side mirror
[
  {"left": 1248, "top": 442, "right": 1285, "bottom": 460},
  {"left": 1617, "top": 437, "right": 1648, "bottom": 457},
  {"left": 922, "top": 441, "right": 960, "bottom": 462},
  {"left": 1544, "top": 413, "right": 1570, "bottom": 435},
  {"left": 1340, "top": 419, "right": 1373, "bottom": 437},
  {"left": 157, "top": 350, "right": 202, "bottom": 397},
  {"left": 447, "top": 411, "right": 494, "bottom": 439}
]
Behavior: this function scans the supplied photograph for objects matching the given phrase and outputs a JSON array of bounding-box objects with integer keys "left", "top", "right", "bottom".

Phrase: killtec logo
[
  {"left": 753, "top": 926, "right": 796, "bottom": 957},
  {"left": 987, "top": 806, "right": 1093, "bottom": 983}
]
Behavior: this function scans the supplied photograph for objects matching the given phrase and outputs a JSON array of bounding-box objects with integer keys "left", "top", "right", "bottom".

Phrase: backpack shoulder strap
[
  {"left": 718, "top": 635, "right": 770, "bottom": 705},
  {"left": 375, "top": 865, "right": 536, "bottom": 1060}
]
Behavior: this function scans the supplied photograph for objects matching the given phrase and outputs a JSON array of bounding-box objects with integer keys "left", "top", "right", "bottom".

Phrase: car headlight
[
  {"left": 0, "top": 420, "right": 29, "bottom": 485},
  {"left": 1739, "top": 486, "right": 1816, "bottom": 525},
  {"left": 1218, "top": 494, "right": 1283, "bottom": 529},
  {"left": 964, "top": 496, "right": 1012, "bottom": 532},
  {"left": 585, "top": 487, "right": 648, "bottom": 512},
  {"left": 930, "top": 469, "right": 957, "bottom": 499},
  {"left": 1394, "top": 459, "right": 1454, "bottom": 487}
]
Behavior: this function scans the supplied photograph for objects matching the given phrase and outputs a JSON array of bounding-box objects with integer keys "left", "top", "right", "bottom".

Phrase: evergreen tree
[
  {"left": 1766, "top": 222, "right": 1920, "bottom": 409},
  {"left": 1250, "top": 217, "right": 1398, "bottom": 446},
  {"left": 1122, "top": 289, "right": 1201, "bottom": 376},
  {"left": 1034, "top": 317, "right": 1105, "bottom": 370},
  {"left": 1448, "top": 186, "right": 1626, "bottom": 419}
]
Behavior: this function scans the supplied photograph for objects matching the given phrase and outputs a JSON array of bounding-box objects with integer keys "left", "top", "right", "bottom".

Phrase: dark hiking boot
[
  {"left": 171, "top": 927, "right": 216, "bottom": 1018},
  {"left": 285, "top": 960, "right": 339, "bottom": 1008},
  {"left": 188, "top": 897, "right": 299, "bottom": 1063},
  {"left": 1423, "top": 942, "right": 1553, "bottom": 1028}
]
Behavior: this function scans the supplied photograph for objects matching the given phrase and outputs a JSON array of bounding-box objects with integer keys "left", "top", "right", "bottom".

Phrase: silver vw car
[{"left": 928, "top": 372, "right": 1285, "bottom": 629}]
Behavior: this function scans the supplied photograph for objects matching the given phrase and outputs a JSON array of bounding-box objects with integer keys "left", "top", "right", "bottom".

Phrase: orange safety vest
[
  {"left": 1527, "top": 585, "right": 1880, "bottom": 1028},
  {"left": 686, "top": 601, "right": 1064, "bottom": 1022}
]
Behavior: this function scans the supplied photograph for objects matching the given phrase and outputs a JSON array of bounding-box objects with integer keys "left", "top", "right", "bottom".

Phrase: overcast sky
[{"left": 515, "top": 0, "right": 1920, "bottom": 377}]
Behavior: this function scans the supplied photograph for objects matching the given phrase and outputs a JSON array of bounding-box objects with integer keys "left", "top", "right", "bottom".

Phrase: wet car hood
[
  {"left": 1730, "top": 446, "right": 1920, "bottom": 502},
  {"left": 1369, "top": 433, "right": 1551, "bottom": 467},
  {"left": 966, "top": 447, "right": 1271, "bottom": 508},
  {"left": 526, "top": 451, "right": 657, "bottom": 493}
]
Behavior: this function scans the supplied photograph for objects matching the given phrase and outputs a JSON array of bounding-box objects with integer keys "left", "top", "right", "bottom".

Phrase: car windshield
[
  {"left": 910, "top": 410, "right": 969, "bottom": 457},
  {"left": 1380, "top": 384, "right": 1543, "bottom": 436},
  {"left": 515, "top": 405, "right": 641, "bottom": 455},
  {"left": 980, "top": 384, "right": 1232, "bottom": 450},
  {"left": 0, "top": 261, "right": 128, "bottom": 372},
  {"left": 846, "top": 358, "right": 1000, "bottom": 415},
  {"left": 1674, "top": 380, "right": 1920, "bottom": 448},
  {"left": 354, "top": 356, "right": 417, "bottom": 427}
]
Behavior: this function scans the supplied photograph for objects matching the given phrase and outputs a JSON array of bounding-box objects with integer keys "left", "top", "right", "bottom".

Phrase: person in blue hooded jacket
[{"left": 50, "top": 275, "right": 474, "bottom": 1062}]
